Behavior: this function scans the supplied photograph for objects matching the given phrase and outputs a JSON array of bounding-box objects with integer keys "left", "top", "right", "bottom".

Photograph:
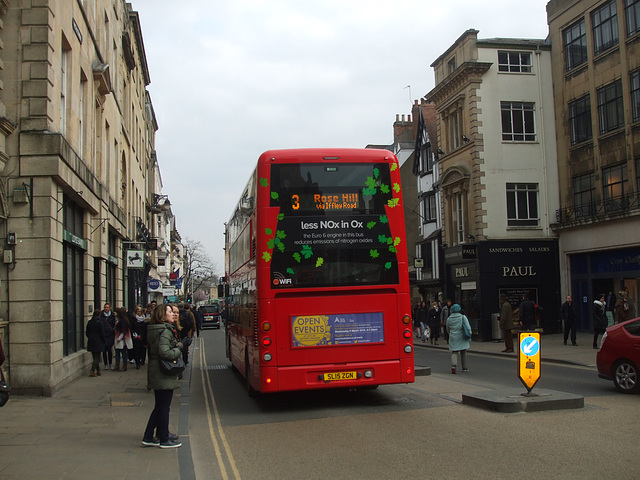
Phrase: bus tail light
[
  {"left": 402, "top": 315, "right": 411, "bottom": 325},
  {"left": 262, "top": 337, "right": 272, "bottom": 347},
  {"left": 262, "top": 322, "right": 271, "bottom": 331},
  {"left": 265, "top": 377, "right": 272, "bottom": 384},
  {"left": 364, "top": 370, "right": 373, "bottom": 379},
  {"left": 263, "top": 353, "right": 272, "bottom": 362},
  {"left": 403, "top": 330, "right": 412, "bottom": 339},
  {"left": 404, "top": 345, "right": 412, "bottom": 353}
]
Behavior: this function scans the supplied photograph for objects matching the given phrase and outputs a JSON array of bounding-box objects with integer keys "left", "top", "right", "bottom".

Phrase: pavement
[
  {"left": 413, "top": 330, "right": 599, "bottom": 368},
  {"left": 0, "top": 332, "right": 598, "bottom": 479}
]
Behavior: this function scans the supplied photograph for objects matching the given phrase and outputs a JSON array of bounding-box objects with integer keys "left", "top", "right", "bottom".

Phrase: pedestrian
[
  {"left": 177, "top": 306, "right": 195, "bottom": 365},
  {"left": 141, "top": 303, "right": 191, "bottom": 449},
  {"left": 518, "top": 293, "right": 536, "bottom": 331},
  {"left": 100, "top": 302, "right": 115, "bottom": 370},
  {"left": 412, "top": 302, "right": 422, "bottom": 339},
  {"left": 592, "top": 294, "right": 608, "bottom": 349},
  {"left": 560, "top": 295, "right": 578, "bottom": 346},
  {"left": 446, "top": 304, "right": 471, "bottom": 374},
  {"left": 440, "top": 299, "right": 452, "bottom": 343},
  {"left": 114, "top": 307, "right": 133, "bottom": 371},
  {"left": 499, "top": 294, "right": 514, "bottom": 353},
  {"left": 86, "top": 309, "right": 106, "bottom": 377},
  {"left": 427, "top": 301, "right": 441, "bottom": 345},
  {"left": 194, "top": 306, "right": 204, "bottom": 337},
  {"left": 614, "top": 289, "right": 634, "bottom": 324},
  {"left": 131, "top": 305, "right": 147, "bottom": 369},
  {"left": 415, "top": 301, "right": 429, "bottom": 342}
]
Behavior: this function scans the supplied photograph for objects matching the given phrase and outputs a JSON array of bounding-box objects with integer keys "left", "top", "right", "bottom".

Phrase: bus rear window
[{"left": 268, "top": 163, "right": 400, "bottom": 288}]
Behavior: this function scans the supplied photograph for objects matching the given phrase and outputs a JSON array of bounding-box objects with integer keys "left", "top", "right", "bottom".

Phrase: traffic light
[{"left": 187, "top": 295, "right": 192, "bottom": 303}]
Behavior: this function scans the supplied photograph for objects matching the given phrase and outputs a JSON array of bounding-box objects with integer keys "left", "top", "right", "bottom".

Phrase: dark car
[
  {"left": 199, "top": 304, "right": 221, "bottom": 329},
  {"left": 596, "top": 317, "right": 640, "bottom": 393}
]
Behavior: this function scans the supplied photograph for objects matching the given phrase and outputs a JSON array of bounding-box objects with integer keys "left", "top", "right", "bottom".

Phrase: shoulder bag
[
  {"left": 462, "top": 316, "right": 472, "bottom": 341},
  {"left": 159, "top": 356, "right": 185, "bottom": 376}
]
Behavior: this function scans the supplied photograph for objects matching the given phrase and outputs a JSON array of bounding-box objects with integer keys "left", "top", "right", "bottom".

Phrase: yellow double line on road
[{"left": 198, "top": 339, "right": 241, "bottom": 480}]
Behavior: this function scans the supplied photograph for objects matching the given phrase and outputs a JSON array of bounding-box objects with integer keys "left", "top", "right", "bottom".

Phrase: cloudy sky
[{"left": 131, "top": 0, "right": 550, "bottom": 272}]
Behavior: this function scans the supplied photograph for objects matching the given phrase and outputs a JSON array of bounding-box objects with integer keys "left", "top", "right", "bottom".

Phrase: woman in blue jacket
[{"left": 446, "top": 304, "right": 471, "bottom": 374}]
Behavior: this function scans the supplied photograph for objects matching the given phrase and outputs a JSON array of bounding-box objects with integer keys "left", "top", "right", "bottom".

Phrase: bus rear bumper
[{"left": 258, "top": 359, "right": 415, "bottom": 393}]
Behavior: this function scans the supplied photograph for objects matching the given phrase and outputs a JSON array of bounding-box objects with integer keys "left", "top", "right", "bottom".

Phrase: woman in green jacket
[{"left": 141, "top": 304, "right": 190, "bottom": 449}]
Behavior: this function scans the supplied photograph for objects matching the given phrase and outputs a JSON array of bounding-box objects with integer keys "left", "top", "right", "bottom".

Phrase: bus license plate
[{"left": 324, "top": 371, "right": 357, "bottom": 381}]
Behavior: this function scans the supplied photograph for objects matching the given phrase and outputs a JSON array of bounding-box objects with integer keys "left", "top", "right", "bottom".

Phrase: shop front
[
  {"left": 569, "top": 246, "right": 640, "bottom": 331},
  {"left": 444, "top": 239, "right": 561, "bottom": 341}
]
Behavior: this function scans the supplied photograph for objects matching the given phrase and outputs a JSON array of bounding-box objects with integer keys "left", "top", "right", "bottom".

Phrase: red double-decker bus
[{"left": 223, "top": 148, "right": 414, "bottom": 395}]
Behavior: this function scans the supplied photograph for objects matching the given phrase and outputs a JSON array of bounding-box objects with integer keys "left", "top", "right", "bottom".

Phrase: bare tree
[{"left": 183, "top": 238, "right": 220, "bottom": 302}]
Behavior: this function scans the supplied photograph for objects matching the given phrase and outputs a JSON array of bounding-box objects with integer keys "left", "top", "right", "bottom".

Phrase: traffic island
[
  {"left": 415, "top": 366, "right": 431, "bottom": 376},
  {"left": 461, "top": 388, "right": 584, "bottom": 413}
]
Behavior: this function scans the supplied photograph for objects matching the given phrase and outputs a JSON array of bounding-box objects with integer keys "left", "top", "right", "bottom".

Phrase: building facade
[
  {"left": 547, "top": 0, "right": 640, "bottom": 329},
  {"left": 426, "top": 30, "right": 561, "bottom": 340},
  {"left": 0, "top": 1, "right": 178, "bottom": 395}
]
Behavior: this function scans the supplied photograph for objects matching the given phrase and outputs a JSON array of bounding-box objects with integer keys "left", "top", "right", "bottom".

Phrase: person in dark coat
[
  {"left": 415, "top": 301, "right": 429, "bottom": 342},
  {"left": 519, "top": 294, "right": 536, "bottom": 331},
  {"left": 499, "top": 294, "right": 514, "bottom": 353},
  {"left": 100, "top": 303, "right": 116, "bottom": 370},
  {"left": 130, "top": 305, "right": 147, "bottom": 369},
  {"left": 427, "top": 302, "right": 441, "bottom": 345},
  {"left": 560, "top": 295, "right": 579, "bottom": 346},
  {"left": 592, "top": 294, "right": 608, "bottom": 349},
  {"left": 86, "top": 309, "right": 106, "bottom": 377}
]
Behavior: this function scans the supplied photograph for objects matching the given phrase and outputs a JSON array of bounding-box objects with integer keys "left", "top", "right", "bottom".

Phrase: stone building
[
  {"left": 547, "top": 0, "right": 640, "bottom": 329},
  {"left": 426, "top": 30, "right": 561, "bottom": 340},
  {"left": 0, "top": 1, "right": 176, "bottom": 395}
]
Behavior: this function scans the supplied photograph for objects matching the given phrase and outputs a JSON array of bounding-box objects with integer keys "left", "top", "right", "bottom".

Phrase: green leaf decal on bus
[
  {"left": 380, "top": 215, "right": 388, "bottom": 224},
  {"left": 367, "top": 221, "right": 376, "bottom": 229},
  {"left": 276, "top": 230, "right": 286, "bottom": 239},
  {"left": 267, "top": 238, "right": 276, "bottom": 249},
  {"left": 277, "top": 213, "right": 284, "bottom": 221},
  {"left": 262, "top": 251, "right": 271, "bottom": 262},
  {"left": 393, "top": 182, "right": 401, "bottom": 193},
  {"left": 293, "top": 252, "right": 301, "bottom": 263},
  {"left": 380, "top": 184, "right": 390, "bottom": 194},
  {"left": 271, "top": 191, "right": 279, "bottom": 201},
  {"left": 389, "top": 246, "right": 397, "bottom": 254},
  {"left": 259, "top": 177, "right": 269, "bottom": 187},
  {"left": 301, "top": 245, "right": 313, "bottom": 259},
  {"left": 390, "top": 163, "right": 398, "bottom": 171},
  {"left": 373, "top": 167, "right": 380, "bottom": 179},
  {"left": 387, "top": 198, "right": 399, "bottom": 208},
  {"left": 385, "top": 262, "right": 392, "bottom": 270},
  {"left": 265, "top": 228, "right": 272, "bottom": 236},
  {"left": 393, "top": 237, "right": 401, "bottom": 247},
  {"left": 378, "top": 234, "right": 387, "bottom": 244},
  {"left": 286, "top": 268, "right": 295, "bottom": 275},
  {"left": 370, "top": 249, "right": 379, "bottom": 259},
  {"left": 316, "top": 257, "right": 324, "bottom": 268}
]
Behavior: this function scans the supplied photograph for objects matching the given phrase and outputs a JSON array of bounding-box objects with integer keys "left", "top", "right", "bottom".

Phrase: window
[
  {"left": 507, "top": 183, "right": 539, "bottom": 227},
  {"left": 627, "top": 0, "right": 640, "bottom": 36},
  {"left": 453, "top": 193, "right": 465, "bottom": 244},
  {"left": 568, "top": 95, "right": 592, "bottom": 145},
  {"left": 597, "top": 79, "right": 624, "bottom": 134},
  {"left": 501, "top": 102, "right": 536, "bottom": 141},
  {"left": 421, "top": 193, "right": 437, "bottom": 223},
  {"left": 418, "top": 144, "right": 433, "bottom": 174},
  {"left": 632, "top": 70, "right": 640, "bottom": 122},
  {"left": 564, "top": 19, "right": 587, "bottom": 71},
  {"left": 593, "top": 0, "right": 619, "bottom": 55},
  {"left": 602, "top": 163, "right": 629, "bottom": 212},
  {"left": 572, "top": 173, "right": 596, "bottom": 218},
  {"left": 498, "top": 51, "right": 532, "bottom": 73},
  {"left": 448, "top": 57, "right": 456, "bottom": 74},
  {"left": 446, "top": 109, "right": 461, "bottom": 150},
  {"left": 63, "top": 196, "right": 86, "bottom": 355},
  {"left": 60, "top": 43, "right": 70, "bottom": 134}
]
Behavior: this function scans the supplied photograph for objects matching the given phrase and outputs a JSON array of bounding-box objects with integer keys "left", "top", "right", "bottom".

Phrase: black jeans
[
  {"left": 144, "top": 389, "right": 174, "bottom": 443},
  {"left": 564, "top": 320, "right": 577, "bottom": 344}
]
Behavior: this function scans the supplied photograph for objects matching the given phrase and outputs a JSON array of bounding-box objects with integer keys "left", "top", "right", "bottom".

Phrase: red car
[{"left": 597, "top": 317, "right": 640, "bottom": 394}]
